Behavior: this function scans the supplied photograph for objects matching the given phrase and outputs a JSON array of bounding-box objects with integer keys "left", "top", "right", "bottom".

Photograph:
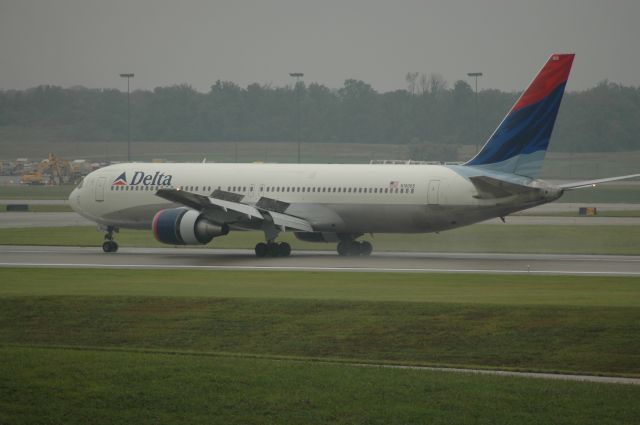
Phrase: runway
[{"left": 2, "top": 245, "right": 640, "bottom": 275}]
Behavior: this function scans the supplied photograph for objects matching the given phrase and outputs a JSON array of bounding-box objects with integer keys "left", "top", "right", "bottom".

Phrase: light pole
[
  {"left": 467, "top": 72, "right": 482, "bottom": 154},
  {"left": 119, "top": 73, "right": 134, "bottom": 161},
  {"left": 289, "top": 72, "right": 304, "bottom": 163}
]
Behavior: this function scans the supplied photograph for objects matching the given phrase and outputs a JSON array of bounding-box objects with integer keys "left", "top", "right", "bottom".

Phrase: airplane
[{"left": 69, "top": 53, "right": 639, "bottom": 257}]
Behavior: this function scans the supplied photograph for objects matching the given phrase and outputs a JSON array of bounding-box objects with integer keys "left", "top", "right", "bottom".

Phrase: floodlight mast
[
  {"left": 119, "top": 73, "right": 135, "bottom": 162},
  {"left": 467, "top": 72, "right": 483, "bottom": 154},
  {"left": 289, "top": 73, "right": 304, "bottom": 163}
]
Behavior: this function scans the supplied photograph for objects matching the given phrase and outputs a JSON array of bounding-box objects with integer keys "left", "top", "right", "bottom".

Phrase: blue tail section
[{"left": 465, "top": 54, "right": 574, "bottom": 178}]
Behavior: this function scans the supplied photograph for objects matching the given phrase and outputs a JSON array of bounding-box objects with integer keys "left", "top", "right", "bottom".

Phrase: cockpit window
[{"left": 75, "top": 177, "right": 84, "bottom": 189}]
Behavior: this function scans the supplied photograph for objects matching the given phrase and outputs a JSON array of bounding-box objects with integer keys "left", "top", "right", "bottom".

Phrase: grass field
[
  {"left": 2, "top": 346, "right": 639, "bottom": 425},
  {"left": 1, "top": 268, "right": 639, "bottom": 424},
  {"left": 2, "top": 224, "right": 640, "bottom": 255},
  {"left": 0, "top": 184, "right": 74, "bottom": 199}
]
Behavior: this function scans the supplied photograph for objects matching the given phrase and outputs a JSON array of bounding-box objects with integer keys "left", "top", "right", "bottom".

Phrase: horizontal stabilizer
[
  {"left": 469, "top": 175, "right": 537, "bottom": 199},
  {"left": 558, "top": 174, "right": 640, "bottom": 190}
]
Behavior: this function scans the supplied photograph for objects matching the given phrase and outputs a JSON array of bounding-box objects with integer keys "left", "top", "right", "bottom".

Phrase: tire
[
  {"left": 360, "top": 241, "right": 373, "bottom": 256},
  {"left": 267, "top": 242, "right": 280, "bottom": 257},
  {"left": 348, "top": 241, "right": 361, "bottom": 256},
  {"left": 278, "top": 242, "right": 291, "bottom": 257},
  {"left": 102, "top": 240, "right": 118, "bottom": 253},
  {"left": 255, "top": 242, "right": 268, "bottom": 257},
  {"left": 337, "top": 241, "right": 349, "bottom": 256}
]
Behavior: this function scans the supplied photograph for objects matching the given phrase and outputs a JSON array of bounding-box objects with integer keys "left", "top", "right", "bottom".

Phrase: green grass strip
[
  {"left": 2, "top": 295, "right": 638, "bottom": 376},
  {"left": 1, "top": 346, "right": 639, "bottom": 425},
  {"left": 1, "top": 268, "right": 639, "bottom": 306},
  {"left": 3, "top": 223, "right": 640, "bottom": 254}
]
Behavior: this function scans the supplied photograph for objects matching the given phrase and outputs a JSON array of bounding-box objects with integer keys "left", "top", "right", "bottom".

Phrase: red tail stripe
[{"left": 511, "top": 54, "right": 574, "bottom": 113}]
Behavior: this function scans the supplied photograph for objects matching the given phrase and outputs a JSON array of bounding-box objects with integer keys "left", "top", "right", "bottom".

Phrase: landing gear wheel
[
  {"left": 278, "top": 242, "right": 291, "bottom": 257},
  {"left": 337, "top": 241, "right": 359, "bottom": 256},
  {"left": 360, "top": 241, "right": 373, "bottom": 256},
  {"left": 255, "top": 242, "right": 268, "bottom": 257},
  {"left": 267, "top": 242, "right": 280, "bottom": 257},
  {"left": 102, "top": 240, "right": 118, "bottom": 253},
  {"left": 102, "top": 226, "right": 119, "bottom": 253},
  {"left": 337, "top": 241, "right": 349, "bottom": 256},
  {"left": 337, "top": 240, "right": 373, "bottom": 256},
  {"left": 348, "top": 241, "right": 362, "bottom": 256}
]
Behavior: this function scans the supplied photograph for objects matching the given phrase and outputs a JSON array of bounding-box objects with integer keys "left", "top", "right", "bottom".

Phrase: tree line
[{"left": 0, "top": 77, "right": 639, "bottom": 154}]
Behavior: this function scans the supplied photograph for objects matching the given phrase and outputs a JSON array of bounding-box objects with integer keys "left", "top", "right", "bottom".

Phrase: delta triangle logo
[{"left": 112, "top": 172, "right": 127, "bottom": 186}]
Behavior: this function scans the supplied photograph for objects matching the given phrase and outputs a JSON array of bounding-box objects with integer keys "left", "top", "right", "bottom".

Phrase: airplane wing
[
  {"left": 155, "top": 188, "right": 313, "bottom": 232},
  {"left": 557, "top": 174, "right": 640, "bottom": 190}
]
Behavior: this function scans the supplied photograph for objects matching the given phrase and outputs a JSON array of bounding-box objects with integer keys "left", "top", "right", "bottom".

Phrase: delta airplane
[{"left": 70, "top": 53, "right": 639, "bottom": 257}]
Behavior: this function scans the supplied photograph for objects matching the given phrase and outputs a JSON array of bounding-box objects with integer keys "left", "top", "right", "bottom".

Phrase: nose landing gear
[{"left": 102, "top": 226, "right": 119, "bottom": 253}]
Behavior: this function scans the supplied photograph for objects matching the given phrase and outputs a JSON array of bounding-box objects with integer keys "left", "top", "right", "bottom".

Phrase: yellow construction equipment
[{"left": 20, "top": 154, "right": 77, "bottom": 185}]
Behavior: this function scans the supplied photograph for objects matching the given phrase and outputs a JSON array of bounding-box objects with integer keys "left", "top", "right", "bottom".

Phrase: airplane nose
[{"left": 69, "top": 188, "right": 79, "bottom": 212}]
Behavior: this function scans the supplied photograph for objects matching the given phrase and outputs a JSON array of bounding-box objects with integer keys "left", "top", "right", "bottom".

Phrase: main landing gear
[
  {"left": 337, "top": 240, "right": 373, "bottom": 257},
  {"left": 255, "top": 220, "right": 292, "bottom": 258},
  {"left": 254, "top": 241, "right": 291, "bottom": 258},
  {"left": 102, "top": 226, "right": 119, "bottom": 253}
]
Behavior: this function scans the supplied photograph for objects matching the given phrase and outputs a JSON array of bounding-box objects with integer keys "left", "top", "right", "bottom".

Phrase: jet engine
[{"left": 152, "top": 208, "right": 229, "bottom": 245}]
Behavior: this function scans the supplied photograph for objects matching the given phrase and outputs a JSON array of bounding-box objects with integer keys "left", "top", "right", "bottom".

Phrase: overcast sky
[{"left": 1, "top": 0, "right": 639, "bottom": 93}]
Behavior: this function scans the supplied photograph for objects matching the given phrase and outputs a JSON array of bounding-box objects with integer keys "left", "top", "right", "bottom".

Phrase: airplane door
[
  {"left": 95, "top": 177, "right": 106, "bottom": 202},
  {"left": 427, "top": 180, "right": 440, "bottom": 205}
]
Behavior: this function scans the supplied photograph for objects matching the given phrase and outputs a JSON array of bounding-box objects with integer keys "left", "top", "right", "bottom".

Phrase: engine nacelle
[
  {"left": 294, "top": 232, "right": 340, "bottom": 243},
  {"left": 152, "top": 208, "right": 229, "bottom": 245}
]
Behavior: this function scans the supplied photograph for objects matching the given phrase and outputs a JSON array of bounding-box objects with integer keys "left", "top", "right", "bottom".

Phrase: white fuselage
[{"left": 70, "top": 162, "right": 557, "bottom": 235}]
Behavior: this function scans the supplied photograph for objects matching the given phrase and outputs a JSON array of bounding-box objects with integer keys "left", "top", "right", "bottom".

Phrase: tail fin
[{"left": 465, "top": 53, "right": 575, "bottom": 178}]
